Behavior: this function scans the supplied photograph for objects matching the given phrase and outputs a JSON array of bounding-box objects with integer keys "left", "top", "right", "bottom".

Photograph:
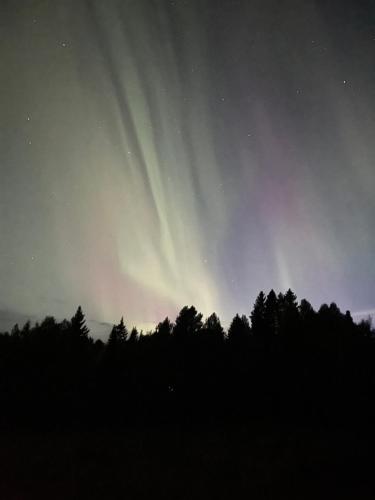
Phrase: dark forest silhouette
[{"left": 0, "top": 290, "right": 374, "bottom": 428}]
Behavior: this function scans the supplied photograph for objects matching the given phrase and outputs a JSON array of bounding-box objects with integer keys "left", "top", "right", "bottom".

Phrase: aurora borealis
[{"left": 1, "top": 0, "right": 375, "bottom": 334}]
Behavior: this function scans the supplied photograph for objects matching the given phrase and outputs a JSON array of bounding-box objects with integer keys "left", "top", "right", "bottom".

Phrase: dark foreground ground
[{"left": 0, "top": 424, "right": 374, "bottom": 500}]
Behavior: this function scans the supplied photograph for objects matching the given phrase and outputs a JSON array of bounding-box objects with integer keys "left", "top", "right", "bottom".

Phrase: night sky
[{"left": 1, "top": 0, "right": 375, "bottom": 335}]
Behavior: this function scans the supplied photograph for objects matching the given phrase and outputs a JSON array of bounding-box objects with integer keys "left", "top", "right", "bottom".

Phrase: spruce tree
[
  {"left": 173, "top": 306, "right": 203, "bottom": 338},
  {"left": 250, "top": 291, "right": 266, "bottom": 336},
  {"left": 108, "top": 317, "right": 128, "bottom": 345},
  {"left": 128, "top": 327, "right": 139, "bottom": 343},
  {"left": 70, "top": 306, "right": 89, "bottom": 339},
  {"left": 264, "top": 289, "right": 278, "bottom": 336},
  {"left": 228, "top": 314, "right": 251, "bottom": 343},
  {"left": 202, "top": 313, "right": 224, "bottom": 339},
  {"left": 155, "top": 318, "right": 173, "bottom": 338}
]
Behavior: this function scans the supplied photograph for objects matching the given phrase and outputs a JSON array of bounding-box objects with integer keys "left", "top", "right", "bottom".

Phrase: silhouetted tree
[
  {"left": 279, "top": 289, "right": 299, "bottom": 340},
  {"left": 128, "top": 327, "right": 139, "bottom": 343},
  {"left": 344, "top": 310, "right": 354, "bottom": 325},
  {"left": 108, "top": 317, "right": 128, "bottom": 346},
  {"left": 59, "top": 318, "right": 71, "bottom": 334},
  {"left": 173, "top": 306, "right": 203, "bottom": 338},
  {"left": 264, "top": 289, "right": 279, "bottom": 337},
  {"left": 227, "top": 314, "right": 251, "bottom": 344},
  {"left": 358, "top": 317, "right": 372, "bottom": 338},
  {"left": 299, "top": 299, "right": 315, "bottom": 321},
  {"left": 70, "top": 306, "right": 89, "bottom": 339},
  {"left": 11, "top": 323, "right": 21, "bottom": 339},
  {"left": 284, "top": 289, "right": 299, "bottom": 314},
  {"left": 251, "top": 291, "right": 266, "bottom": 336},
  {"left": 155, "top": 317, "right": 173, "bottom": 339},
  {"left": 202, "top": 313, "right": 224, "bottom": 340},
  {"left": 39, "top": 316, "right": 59, "bottom": 336},
  {"left": 21, "top": 320, "right": 31, "bottom": 338}
]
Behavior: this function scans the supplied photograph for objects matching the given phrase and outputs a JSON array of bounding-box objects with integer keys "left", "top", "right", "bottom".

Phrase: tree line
[{"left": 0, "top": 289, "right": 374, "bottom": 428}]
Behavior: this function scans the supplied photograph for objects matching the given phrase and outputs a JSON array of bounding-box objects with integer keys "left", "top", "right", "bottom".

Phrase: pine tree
[
  {"left": 173, "top": 306, "right": 203, "bottom": 338},
  {"left": 11, "top": 323, "right": 21, "bottom": 339},
  {"left": 264, "top": 289, "right": 278, "bottom": 336},
  {"left": 70, "top": 306, "right": 89, "bottom": 339},
  {"left": 108, "top": 317, "right": 128, "bottom": 345},
  {"left": 202, "top": 313, "right": 224, "bottom": 340},
  {"left": 250, "top": 291, "right": 266, "bottom": 336},
  {"left": 279, "top": 289, "right": 299, "bottom": 340},
  {"left": 284, "top": 289, "right": 298, "bottom": 312},
  {"left": 21, "top": 320, "right": 31, "bottom": 338},
  {"left": 128, "top": 327, "right": 139, "bottom": 343},
  {"left": 299, "top": 299, "right": 314, "bottom": 321},
  {"left": 227, "top": 314, "right": 251, "bottom": 343},
  {"left": 155, "top": 317, "right": 173, "bottom": 338}
]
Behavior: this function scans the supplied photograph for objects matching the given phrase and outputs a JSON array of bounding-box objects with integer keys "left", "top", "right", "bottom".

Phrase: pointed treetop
[
  {"left": 284, "top": 289, "right": 298, "bottom": 307},
  {"left": 108, "top": 316, "right": 128, "bottom": 345},
  {"left": 203, "top": 313, "right": 224, "bottom": 338},
  {"left": 71, "top": 305, "right": 89, "bottom": 338},
  {"left": 128, "top": 327, "right": 139, "bottom": 343},
  {"left": 155, "top": 317, "right": 173, "bottom": 338},
  {"left": 251, "top": 291, "right": 267, "bottom": 333}
]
